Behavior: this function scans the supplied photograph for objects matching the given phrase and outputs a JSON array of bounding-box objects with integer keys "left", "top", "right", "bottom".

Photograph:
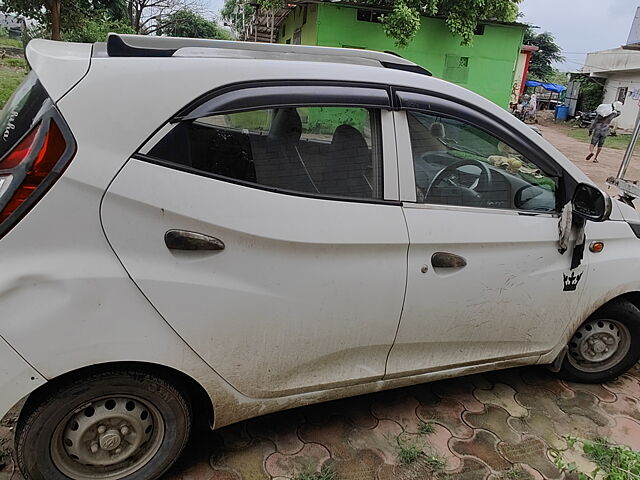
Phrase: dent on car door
[
  {"left": 385, "top": 95, "right": 588, "bottom": 378},
  {"left": 101, "top": 84, "right": 409, "bottom": 398}
]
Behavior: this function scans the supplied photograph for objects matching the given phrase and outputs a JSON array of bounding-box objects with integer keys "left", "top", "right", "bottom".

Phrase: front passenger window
[{"left": 407, "top": 111, "right": 557, "bottom": 212}]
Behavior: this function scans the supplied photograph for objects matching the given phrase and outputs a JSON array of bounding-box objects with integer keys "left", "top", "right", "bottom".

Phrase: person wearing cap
[{"left": 586, "top": 101, "right": 623, "bottom": 162}]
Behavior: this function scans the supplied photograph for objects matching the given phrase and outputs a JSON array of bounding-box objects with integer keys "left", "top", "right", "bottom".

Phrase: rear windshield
[{"left": 0, "top": 71, "right": 49, "bottom": 161}]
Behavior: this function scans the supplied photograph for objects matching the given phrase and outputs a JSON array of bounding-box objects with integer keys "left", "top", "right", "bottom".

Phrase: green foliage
[
  {"left": 524, "top": 27, "right": 564, "bottom": 81},
  {"left": 164, "top": 9, "right": 232, "bottom": 39},
  {"left": 221, "top": 0, "right": 250, "bottom": 32},
  {"left": 547, "top": 69, "right": 568, "bottom": 86},
  {"left": 292, "top": 464, "right": 337, "bottom": 480},
  {"left": 503, "top": 467, "right": 528, "bottom": 479},
  {"left": 1, "top": 0, "right": 129, "bottom": 40},
  {"left": 397, "top": 443, "right": 423, "bottom": 464},
  {"left": 376, "top": 0, "right": 520, "bottom": 47},
  {"left": 554, "top": 436, "right": 640, "bottom": 480},
  {"left": 257, "top": 0, "right": 284, "bottom": 10},
  {"left": 424, "top": 453, "right": 446, "bottom": 473},
  {"left": 380, "top": 1, "right": 421, "bottom": 48},
  {"left": 417, "top": 420, "right": 436, "bottom": 435},
  {"left": 63, "top": 15, "right": 134, "bottom": 42},
  {"left": 574, "top": 76, "right": 605, "bottom": 112}
]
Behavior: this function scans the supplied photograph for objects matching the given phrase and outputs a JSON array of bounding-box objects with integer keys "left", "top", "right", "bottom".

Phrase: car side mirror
[{"left": 572, "top": 183, "right": 612, "bottom": 222}]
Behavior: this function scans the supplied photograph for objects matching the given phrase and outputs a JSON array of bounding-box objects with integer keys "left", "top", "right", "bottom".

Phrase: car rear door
[
  {"left": 385, "top": 91, "right": 588, "bottom": 378},
  {"left": 101, "top": 83, "right": 409, "bottom": 398}
]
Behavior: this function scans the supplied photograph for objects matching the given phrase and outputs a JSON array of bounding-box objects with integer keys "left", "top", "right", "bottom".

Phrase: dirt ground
[{"left": 538, "top": 124, "right": 640, "bottom": 191}]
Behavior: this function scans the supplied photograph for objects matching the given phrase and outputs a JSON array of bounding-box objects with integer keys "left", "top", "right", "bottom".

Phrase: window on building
[
  {"left": 407, "top": 110, "right": 557, "bottom": 212},
  {"left": 148, "top": 106, "right": 383, "bottom": 200},
  {"left": 617, "top": 87, "right": 628, "bottom": 104},
  {"left": 474, "top": 24, "right": 485, "bottom": 35},
  {"left": 356, "top": 9, "right": 382, "bottom": 23},
  {"left": 443, "top": 55, "right": 470, "bottom": 84}
]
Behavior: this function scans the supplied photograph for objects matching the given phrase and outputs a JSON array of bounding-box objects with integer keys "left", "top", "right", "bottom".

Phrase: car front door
[
  {"left": 385, "top": 91, "right": 588, "bottom": 378},
  {"left": 101, "top": 84, "right": 409, "bottom": 398}
]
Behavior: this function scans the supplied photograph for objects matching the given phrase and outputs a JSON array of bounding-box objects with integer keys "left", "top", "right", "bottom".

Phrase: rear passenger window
[{"left": 148, "top": 106, "right": 383, "bottom": 200}]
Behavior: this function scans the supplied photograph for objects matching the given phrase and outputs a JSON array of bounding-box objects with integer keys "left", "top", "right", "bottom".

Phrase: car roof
[{"left": 93, "top": 34, "right": 432, "bottom": 76}]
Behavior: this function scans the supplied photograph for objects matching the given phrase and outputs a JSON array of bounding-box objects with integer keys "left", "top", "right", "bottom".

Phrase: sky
[
  {"left": 519, "top": 0, "right": 635, "bottom": 72},
  {"left": 205, "top": 0, "right": 637, "bottom": 72}
]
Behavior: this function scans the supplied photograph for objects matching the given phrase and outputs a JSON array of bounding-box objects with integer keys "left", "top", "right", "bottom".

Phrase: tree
[
  {"left": 547, "top": 69, "right": 568, "bottom": 86},
  {"left": 124, "top": 0, "right": 205, "bottom": 34},
  {"left": 2, "top": 0, "right": 63, "bottom": 40},
  {"left": 163, "top": 9, "right": 232, "bottom": 39},
  {"left": 379, "top": 0, "right": 521, "bottom": 47},
  {"left": 63, "top": 15, "right": 134, "bottom": 42},
  {"left": 523, "top": 27, "right": 564, "bottom": 81},
  {"left": 1, "top": 0, "right": 126, "bottom": 40}
]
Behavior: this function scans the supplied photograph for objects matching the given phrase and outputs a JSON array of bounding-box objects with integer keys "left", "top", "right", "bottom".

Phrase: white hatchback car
[{"left": 2, "top": 34, "right": 640, "bottom": 480}]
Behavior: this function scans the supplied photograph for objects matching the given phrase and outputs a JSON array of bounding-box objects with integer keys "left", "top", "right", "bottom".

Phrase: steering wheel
[{"left": 422, "top": 159, "right": 493, "bottom": 206}]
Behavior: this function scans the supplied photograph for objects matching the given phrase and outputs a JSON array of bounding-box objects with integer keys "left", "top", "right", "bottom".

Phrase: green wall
[
  {"left": 278, "top": 4, "right": 318, "bottom": 46},
  {"left": 278, "top": 4, "right": 524, "bottom": 108}
]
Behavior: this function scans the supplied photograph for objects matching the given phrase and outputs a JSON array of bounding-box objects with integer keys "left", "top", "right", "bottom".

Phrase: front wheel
[
  {"left": 556, "top": 299, "right": 640, "bottom": 383},
  {"left": 16, "top": 369, "right": 192, "bottom": 480}
]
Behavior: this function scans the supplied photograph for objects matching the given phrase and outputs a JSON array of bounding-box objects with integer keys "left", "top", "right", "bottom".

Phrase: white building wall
[{"left": 601, "top": 72, "right": 640, "bottom": 131}]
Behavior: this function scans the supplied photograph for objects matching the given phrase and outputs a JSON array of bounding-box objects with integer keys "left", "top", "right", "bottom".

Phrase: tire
[
  {"left": 556, "top": 299, "right": 640, "bottom": 383},
  {"left": 15, "top": 368, "right": 192, "bottom": 480}
]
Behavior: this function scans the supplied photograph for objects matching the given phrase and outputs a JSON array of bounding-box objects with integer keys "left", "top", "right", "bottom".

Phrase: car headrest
[
  {"left": 331, "top": 124, "right": 368, "bottom": 153},
  {"left": 268, "top": 108, "right": 302, "bottom": 144},
  {"left": 430, "top": 123, "right": 445, "bottom": 139}
]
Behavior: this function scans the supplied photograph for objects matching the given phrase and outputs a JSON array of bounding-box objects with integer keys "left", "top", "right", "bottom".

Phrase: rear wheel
[
  {"left": 16, "top": 369, "right": 191, "bottom": 480},
  {"left": 557, "top": 299, "right": 640, "bottom": 383}
]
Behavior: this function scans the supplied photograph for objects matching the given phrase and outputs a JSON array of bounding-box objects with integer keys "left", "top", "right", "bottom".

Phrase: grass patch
[
  {"left": 417, "top": 419, "right": 436, "bottom": 435},
  {"left": 292, "top": 464, "right": 337, "bottom": 480},
  {"left": 564, "top": 124, "right": 640, "bottom": 151},
  {"left": 0, "top": 36, "right": 22, "bottom": 48},
  {"left": 0, "top": 56, "right": 27, "bottom": 109},
  {"left": 397, "top": 443, "right": 423, "bottom": 465},
  {"left": 2, "top": 57, "right": 26, "bottom": 68},
  {"left": 424, "top": 453, "right": 446, "bottom": 474},
  {"left": 502, "top": 467, "right": 529, "bottom": 479},
  {"left": 553, "top": 436, "right": 640, "bottom": 479}
]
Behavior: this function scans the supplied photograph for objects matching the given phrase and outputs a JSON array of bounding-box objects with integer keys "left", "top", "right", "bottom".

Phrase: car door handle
[
  {"left": 431, "top": 252, "right": 467, "bottom": 268},
  {"left": 164, "top": 230, "right": 225, "bottom": 251}
]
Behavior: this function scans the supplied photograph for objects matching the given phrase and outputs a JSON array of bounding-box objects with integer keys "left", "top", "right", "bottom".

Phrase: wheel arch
[
  {"left": 15, "top": 361, "right": 214, "bottom": 430},
  {"left": 546, "top": 289, "right": 640, "bottom": 369}
]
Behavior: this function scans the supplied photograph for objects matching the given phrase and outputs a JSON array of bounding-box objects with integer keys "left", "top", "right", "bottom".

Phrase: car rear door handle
[
  {"left": 431, "top": 252, "right": 467, "bottom": 268},
  {"left": 164, "top": 230, "right": 225, "bottom": 251}
]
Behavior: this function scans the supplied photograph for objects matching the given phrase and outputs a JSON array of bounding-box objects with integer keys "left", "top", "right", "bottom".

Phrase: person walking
[{"left": 586, "top": 101, "right": 623, "bottom": 162}]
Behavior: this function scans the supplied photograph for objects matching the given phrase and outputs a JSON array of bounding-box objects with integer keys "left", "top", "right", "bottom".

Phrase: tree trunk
[{"left": 50, "top": 0, "right": 62, "bottom": 40}]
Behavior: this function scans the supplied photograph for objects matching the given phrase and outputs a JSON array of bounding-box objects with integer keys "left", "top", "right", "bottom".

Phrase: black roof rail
[
  {"left": 107, "top": 34, "right": 176, "bottom": 57},
  {"left": 105, "top": 34, "right": 432, "bottom": 76},
  {"left": 380, "top": 61, "right": 432, "bottom": 76}
]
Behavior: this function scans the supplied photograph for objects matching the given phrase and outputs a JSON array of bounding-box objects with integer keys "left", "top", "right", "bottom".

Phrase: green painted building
[{"left": 268, "top": 3, "right": 526, "bottom": 108}]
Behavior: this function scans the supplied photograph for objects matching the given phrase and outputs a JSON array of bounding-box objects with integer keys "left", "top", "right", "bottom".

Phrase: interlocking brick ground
[{"left": 159, "top": 366, "right": 640, "bottom": 480}]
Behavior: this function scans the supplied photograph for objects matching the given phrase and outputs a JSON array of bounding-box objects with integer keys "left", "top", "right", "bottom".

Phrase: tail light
[{"left": 0, "top": 114, "right": 75, "bottom": 236}]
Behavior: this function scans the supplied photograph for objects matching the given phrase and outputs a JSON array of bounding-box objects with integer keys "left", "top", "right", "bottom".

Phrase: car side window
[
  {"left": 407, "top": 110, "right": 557, "bottom": 212},
  {"left": 148, "top": 106, "right": 383, "bottom": 200}
]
